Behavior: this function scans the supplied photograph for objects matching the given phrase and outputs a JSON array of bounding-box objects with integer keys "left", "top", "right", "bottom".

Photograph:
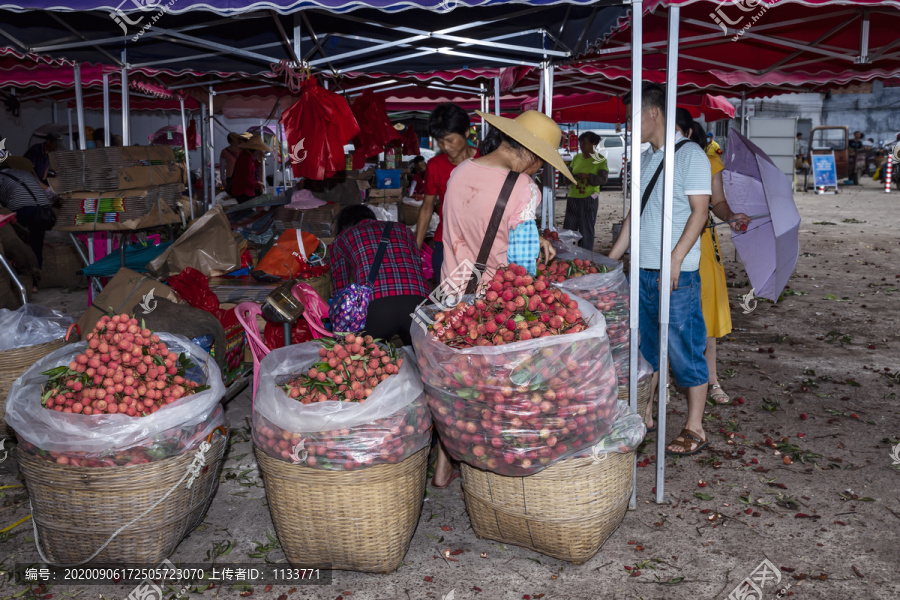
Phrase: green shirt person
[{"left": 562, "top": 131, "right": 609, "bottom": 249}]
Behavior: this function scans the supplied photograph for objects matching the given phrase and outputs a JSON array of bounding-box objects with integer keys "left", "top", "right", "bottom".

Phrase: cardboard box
[
  {"left": 75, "top": 267, "right": 182, "bottom": 335},
  {"left": 368, "top": 188, "right": 403, "bottom": 201}
]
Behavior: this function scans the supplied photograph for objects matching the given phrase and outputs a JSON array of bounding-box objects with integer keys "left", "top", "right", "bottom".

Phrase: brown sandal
[{"left": 666, "top": 428, "right": 708, "bottom": 456}]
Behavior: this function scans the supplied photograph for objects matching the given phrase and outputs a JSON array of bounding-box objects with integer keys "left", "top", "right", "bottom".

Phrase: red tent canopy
[{"left": 521, "top": 91, "right": 735, "bottom": 122}]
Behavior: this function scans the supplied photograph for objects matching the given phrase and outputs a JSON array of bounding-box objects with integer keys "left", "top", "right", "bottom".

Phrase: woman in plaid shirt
[{"left": 330, "top": 205, "right": 430, "bottom": 346}]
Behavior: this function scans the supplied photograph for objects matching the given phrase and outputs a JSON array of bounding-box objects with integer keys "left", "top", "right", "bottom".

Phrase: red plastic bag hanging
[
  {"left": 350, "top": 90, "right": 400, "bottom": 159},
  {"left": 400, "top": 126, "right": 419, "bottom": 155},
  {"left": 280, "top": 78, "right": 360, "bottom": 180},
  {"left": 187, "top": 118, "right": 199, "bottom": 150}
]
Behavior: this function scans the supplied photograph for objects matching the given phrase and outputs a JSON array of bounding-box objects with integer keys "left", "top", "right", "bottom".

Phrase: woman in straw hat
[
  {"left": 431, "top": 110, "right": 575, "bottom": 488},
  {"left": 232, "top": 134, "right": 271, "bottom": 201},
  {"left": 220, "top": 132, "right": 250, "bottom": 195}
]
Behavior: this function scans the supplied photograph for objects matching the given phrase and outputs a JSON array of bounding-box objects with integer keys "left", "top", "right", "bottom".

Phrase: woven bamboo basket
[
  {"left": 256, "top": 445, "right": 428, "bottom": 573},
  {"left": 617, "top": 375, "right": 653, "bottom": 421},
  {"left": 17, "top": 432, "right": 226, "bottom": 565},
  {"left": 0, "top": 338, "right": 66, "bottom": 436},
  {"left": 460, "top": 451, "right": 634, "bottom": 564},
  {"left": 304, "top": 272, "right": 332, "bottom": 302},
  {"left": 399, "top": 203, "right": 420, "bottom": 226}
]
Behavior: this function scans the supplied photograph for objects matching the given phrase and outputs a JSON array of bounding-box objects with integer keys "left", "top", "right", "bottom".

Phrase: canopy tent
[{"left": 521, "top": 91, "right": 735, "bottom": 123}]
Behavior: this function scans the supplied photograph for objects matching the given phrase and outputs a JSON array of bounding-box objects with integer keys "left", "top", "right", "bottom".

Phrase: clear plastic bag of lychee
[
  {"left": 5, "top": 333, "right": 226, "bottom": 466},
  {"left": 555, "top": 266, "right": 636, "bottom": 387},
  {"left": 573, "top": 402, "right": 647, "bottom": 456},
  {"left": 411, "top": 294, "right": 619, "bottom": 477},
  {"left": 253, "top": 342, "right": 432, "bottom": 470}
]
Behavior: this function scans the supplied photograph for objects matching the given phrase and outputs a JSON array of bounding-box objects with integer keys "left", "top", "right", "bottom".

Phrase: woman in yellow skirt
[{"left": 697, "top": 128, "right": 750, "bottom": 404}]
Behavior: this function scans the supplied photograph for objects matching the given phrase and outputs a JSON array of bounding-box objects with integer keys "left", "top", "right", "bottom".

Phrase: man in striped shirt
[
  {"left": 0, "top": 157, "right": 54, "bottom": 289},
  {"left": 609, "top": 83, "right": 712, "bottom": 457}
]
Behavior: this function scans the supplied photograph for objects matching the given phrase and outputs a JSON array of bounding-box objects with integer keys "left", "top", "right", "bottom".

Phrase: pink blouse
[{"left": 440, "top": 159, "right": 540, "bottom": 285}]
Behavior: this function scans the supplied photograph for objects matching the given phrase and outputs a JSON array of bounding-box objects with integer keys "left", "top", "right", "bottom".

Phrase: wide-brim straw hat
[
  {"left": 476, "top": 110, "right": 575, "bottom": 184},
  {"left": 239, "top": 134, "right": 272, "bottom": 153},
  {"left": 228, "top": 131, "right": 252, "bottom": 145}
]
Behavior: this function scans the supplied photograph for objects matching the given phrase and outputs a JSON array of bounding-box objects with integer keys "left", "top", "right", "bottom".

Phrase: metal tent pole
[
  {"left": 260, "top": 119, "right": 267, "bottom": 195},
  {"left": 493, "top": 76, "right": 500, "bottom": 116},
  {"left": 208, "top": 88, "right": 216, "bottom": 206},
  {"left": 102, "top": 73, "right": 111, "bottom": 147},
  {"left": 480, "top": 85, "right": 487, "bottom": 139},
  {"left": 67, "top": 108, "right": 74, "bottom": 151},
  {"left": 541, "top": 64, "right": 555, "bottom": 232},
  {"left": 74, "top": 63, "right": 87, "bottom": 150},
  {"left": 655, "top": 4, "right": 681, "bottom": 507},
  {"left": 180, "top": 97, "right": 195, "bottom": 221},
  {"left": 627, "top": 0, "right": 643, "bottom": 513},
  {"left": 121, "top": 62, "right": 130, "bottom": 146},
  {"left": 739, "top": 91, "right": 746, "bottom": 136},
  {"left": 200, "top": 102, "right": 210, "bottom": 211},
  {"left": 51, "top": 101, "right": 58, "bottom": 124}
]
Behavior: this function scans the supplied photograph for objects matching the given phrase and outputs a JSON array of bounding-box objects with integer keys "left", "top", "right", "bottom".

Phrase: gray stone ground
[{"left": 1, "top": 178, "right": 899, "bottom": 600}]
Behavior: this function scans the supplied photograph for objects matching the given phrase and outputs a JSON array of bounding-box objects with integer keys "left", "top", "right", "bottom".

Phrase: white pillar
[
  {"left": 180, "top": 97, "right": 195, "bottom": 220},
  {"left": 74, "top": 63, "right": 87, "bottom": 150},
  {"left": 102, "top": 73, "right": 111, "bottom": 147},
  {"left": 655, "top": 4, "right": 681, "bottom": 506},
  {"left": 627, "top": 0, "right": 643, "bottom": 511}
]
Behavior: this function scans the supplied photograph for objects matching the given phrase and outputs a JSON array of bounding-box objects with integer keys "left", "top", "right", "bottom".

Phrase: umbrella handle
[{"left": 706, "top": 213, "right": 770, "bottom": 229}]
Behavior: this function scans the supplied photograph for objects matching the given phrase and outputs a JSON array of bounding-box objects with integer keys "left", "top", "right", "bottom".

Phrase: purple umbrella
[
  {"left": 149, "top": 125, "right": 200, "bottom": 148},
  {"left": 722, "top": 129, "right": 801, "bottom": 302}
]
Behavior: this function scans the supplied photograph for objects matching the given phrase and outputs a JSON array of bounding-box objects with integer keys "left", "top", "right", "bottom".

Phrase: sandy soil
[{"left": 0, "top": 178, "right": 898, "bottom": 600}]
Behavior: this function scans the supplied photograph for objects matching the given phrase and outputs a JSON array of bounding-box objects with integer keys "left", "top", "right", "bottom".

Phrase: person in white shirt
[{"left": 609, "top": 83, "right": 712, "bottom": 457}]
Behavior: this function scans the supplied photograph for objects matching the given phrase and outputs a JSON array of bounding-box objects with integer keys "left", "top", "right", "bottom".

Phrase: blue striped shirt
[{"left": 639, "top": 133, "right": 711, "bottom": 272}]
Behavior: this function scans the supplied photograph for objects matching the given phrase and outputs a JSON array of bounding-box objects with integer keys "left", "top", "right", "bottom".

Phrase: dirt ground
[{"left": 0, "top": 178, "right": 898, "bottom": 600}]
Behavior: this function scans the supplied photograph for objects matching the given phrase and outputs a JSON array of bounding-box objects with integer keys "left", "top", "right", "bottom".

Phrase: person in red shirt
[
  {"left": 409, "top": 155, "right": 426, "bottom": 195},
  {"left": 232, "top": 135, "right": 270, "bottom": 201},
  {"left": 415, "top": 104, "right": 479, "bottom": 277},
  {"left": 331, "top": 205, "right": 430, "bottom": 345}
]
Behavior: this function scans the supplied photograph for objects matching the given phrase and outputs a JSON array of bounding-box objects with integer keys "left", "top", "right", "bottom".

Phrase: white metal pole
[
  {"left": 628, "top": 0, "right": 643, "bottom": 512},
  {"left": 200, "top": 102, "right": 210, "bottom": 210},
  {"left": 51, "top": 101, "right": 58, "bottom": 124},
  {"left": 480, "top": 85, "right": 487, "bottom": 139},
  {"left": 739, "top": 91, "right": 746, "bottom": 136},
  {"left": 493, "top": 77, "right": 500, "bottom": 116},
  {"left": 67, "top": 108, "right": 74, "bottom": 151},
  {"left": 655, "top": 4, "right": 680, "bottom": 506},
  {"left": 541, "top": 64, "right": 556, "bottom": 232},
  {"left": 74, "top": 63, "right": 87, "bottom": 151},
  {"left": 121, "top": 65, "right": 130, "bottom": 146},
  {"left": 208, "top": 88, "right": 216, "bottom": 206},
  {"left": 180, "top": 98, "right": 195, "bottom": 221},
  {"left": 102, "top": 73, "right": 111, "bottom": 147}
]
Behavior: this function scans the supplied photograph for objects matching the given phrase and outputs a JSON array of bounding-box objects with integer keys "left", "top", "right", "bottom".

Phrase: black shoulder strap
[
  {"left": 366, "top": 221, "right": 394, "bottom": 285},
  {"left": 466, "top": 170, "right": 519, "bottom": 295},
  {"left": 0, "top": 171, "right": 41, "bottom": 205},
  {"left": 640, "top": 139, "right": 692, "bottom": 216}
]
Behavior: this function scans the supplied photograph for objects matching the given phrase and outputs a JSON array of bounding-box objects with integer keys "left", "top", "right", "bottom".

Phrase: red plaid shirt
[{"left": 331, "top": 219, "right": 430, "bottom": 300}]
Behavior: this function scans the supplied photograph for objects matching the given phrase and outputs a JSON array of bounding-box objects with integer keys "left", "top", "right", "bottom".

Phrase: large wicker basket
[
  {"left": 0, "top": 338, "right": 66, "bottom": 436},
  {"left": 399, "top": 203, "right": 420, "bottom": 226},
  {"left": 256, "top": 445, "right": 428, "bottom": 573},
  {"left": 460, "top": 451, "right": 634, "bottom": 564},
  {"left": 617, "top": 375, "right": 653, "bottom": 421},
  {"left": 17, "top": 431, "right": 227, "bottom": 565},
  {"left": 303, "top": 272, "right": 332, "bottom": 303}
]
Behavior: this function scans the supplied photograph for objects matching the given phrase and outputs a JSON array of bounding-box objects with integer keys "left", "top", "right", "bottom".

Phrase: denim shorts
[{"left": 638, "top": 269, "right": 709, "bottom": 388}]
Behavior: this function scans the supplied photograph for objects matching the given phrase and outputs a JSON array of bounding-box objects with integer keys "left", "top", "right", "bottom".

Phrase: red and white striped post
[{"left": 885, "top": 160, "right": 893, "bottom": 193}]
